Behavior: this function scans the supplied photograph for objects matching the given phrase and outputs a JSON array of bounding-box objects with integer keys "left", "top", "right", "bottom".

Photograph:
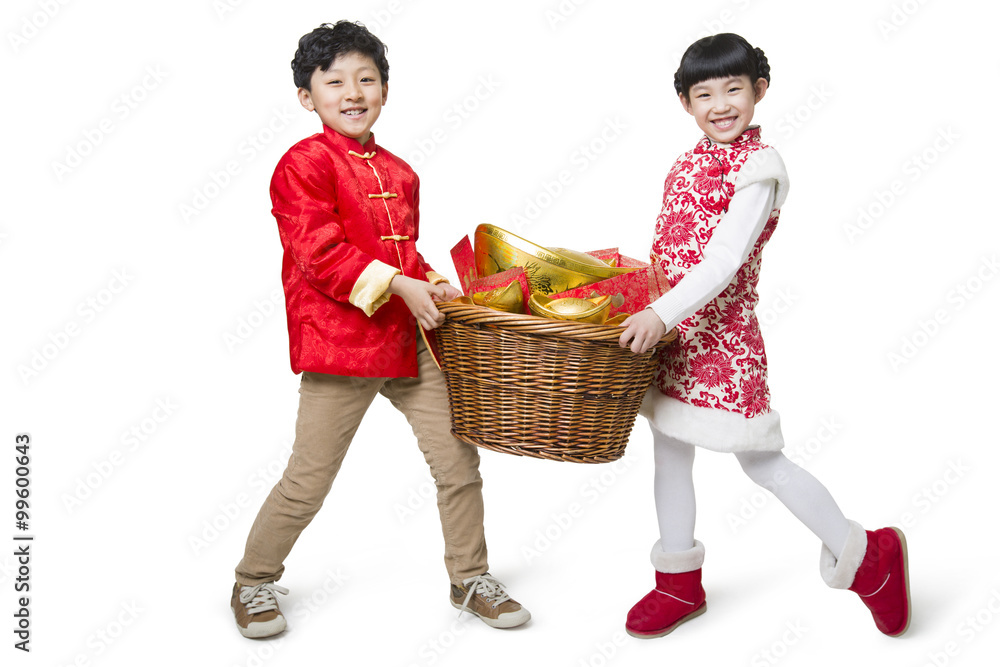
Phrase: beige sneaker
[
  {"left": 450, "top": 573, "right": 530, "bottom": 628},
  {"left": 231, "top": 582, "right": 288, "bottom": 638}
]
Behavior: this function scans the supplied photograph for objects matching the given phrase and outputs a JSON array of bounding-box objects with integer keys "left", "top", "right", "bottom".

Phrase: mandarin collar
[
  {"left": 322, "top": 125, "right": 378, "bottom": 156},
  {"left": 694, "top": 125, "right": 761, "bottom": 154}
]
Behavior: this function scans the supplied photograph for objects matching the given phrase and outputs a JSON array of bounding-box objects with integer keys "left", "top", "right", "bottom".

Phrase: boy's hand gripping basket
[{"left": 434, "top": 300, "right": 676, "bottom": 464}]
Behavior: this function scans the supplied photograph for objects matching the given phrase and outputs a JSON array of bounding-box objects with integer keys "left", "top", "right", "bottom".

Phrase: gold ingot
[
  {"left": 471, "top": 281, "right": 523, "bottom": 313},
  {"left": 605, "top": 312, "right": 631, "bottom": 326},
  {"left": 528, "top": 294, "right": 612, "bottom": 325},
  {"left": 547, "top": 247, "right": 619, "bottom": 269},
  {"left": 474, "top": 224, "right": 637, "bottom": 295}
]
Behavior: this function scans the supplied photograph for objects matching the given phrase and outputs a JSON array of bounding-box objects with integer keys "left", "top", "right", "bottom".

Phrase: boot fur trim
[
  {"left": 650, "top": 540, "right": 705, "bottom": 574},
  {"left": 819, "top": 520, "right": 867, "bottom": 589}
]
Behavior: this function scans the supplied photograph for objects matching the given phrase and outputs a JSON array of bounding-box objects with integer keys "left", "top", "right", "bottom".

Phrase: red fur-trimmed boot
[
  {"left": 820, "top": 521, "right": 911, "bottom": 636},
  {"left": 626, "top": 540, "right": 707, "bottom": 639}
]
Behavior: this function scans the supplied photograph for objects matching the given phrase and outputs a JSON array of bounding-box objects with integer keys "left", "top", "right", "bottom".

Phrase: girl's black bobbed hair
[{"left": 674, "top": 33, "right": 770, "bottom": 98}]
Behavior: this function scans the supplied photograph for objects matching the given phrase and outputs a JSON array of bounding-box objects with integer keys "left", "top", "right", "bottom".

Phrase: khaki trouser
[{"left": 236, "top": 338, "right": 488, "bottom": 586}]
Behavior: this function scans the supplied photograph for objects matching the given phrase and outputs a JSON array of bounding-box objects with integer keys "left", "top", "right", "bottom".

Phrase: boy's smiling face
[
  {"left": 298, "top": 51, "right": 387, "bottom": 145},
  {"left": 680, "top": 74, "right": 767, "bottom": 144}
]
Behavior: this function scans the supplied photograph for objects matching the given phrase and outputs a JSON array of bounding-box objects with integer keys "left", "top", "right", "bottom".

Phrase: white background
[{"left": 2, "top": 0, "right": 998, "bottom": 665}]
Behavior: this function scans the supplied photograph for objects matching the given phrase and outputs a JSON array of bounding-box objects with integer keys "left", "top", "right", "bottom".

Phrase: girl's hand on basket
[
  {"left": 387, "top": 275, "right": 448, "bottom": 330},
  {"left": 618, "top": 308, "right": 667, "bottom": 354},
  {"left": 434, "top": 282, "right": 463, "bottom": 302}
]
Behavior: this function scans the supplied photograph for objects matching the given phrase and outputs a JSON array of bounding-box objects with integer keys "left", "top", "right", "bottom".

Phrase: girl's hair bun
[{"left": 753, "top": 47, "right": 770, "bottom": 83}]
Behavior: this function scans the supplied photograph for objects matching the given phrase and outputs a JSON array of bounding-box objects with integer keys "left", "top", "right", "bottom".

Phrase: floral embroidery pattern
[
  {"left": 658, "top": 209, "right": 698, "bottom": 248},
  {"left": 690, "top": 350, "right": 735, "bottom": 389},
  {"left": 650, "top": 128, "right": 780, "bottom": 419}
]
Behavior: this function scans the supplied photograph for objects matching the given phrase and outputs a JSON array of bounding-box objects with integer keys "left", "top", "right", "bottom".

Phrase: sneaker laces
[
  {"left": 456, "top": 573, "right": 511, "bottom": 617},
  {"left": 239, "top": 582, "right": 289, "bottom": 615}
]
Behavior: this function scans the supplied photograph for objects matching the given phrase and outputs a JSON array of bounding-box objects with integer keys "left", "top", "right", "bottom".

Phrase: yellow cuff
[
  {"left": 350, "top": 261, "right": 401, "bottom": 316},
  {"left": 425, "top": 271, "right": 450, "bottom": 285}
]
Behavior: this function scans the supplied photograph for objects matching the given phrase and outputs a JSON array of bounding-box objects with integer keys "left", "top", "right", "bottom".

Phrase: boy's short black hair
[
  {"left": 674, "top": 33, "right": 770, "bottom": 99},
  {"left": 292, "top": 21, "right": 389, "bottom": 90}
]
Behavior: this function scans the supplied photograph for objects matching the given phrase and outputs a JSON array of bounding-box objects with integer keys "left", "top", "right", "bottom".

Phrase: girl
[{"left": 617, "top": 33, "right": 910, "bottom": 639}]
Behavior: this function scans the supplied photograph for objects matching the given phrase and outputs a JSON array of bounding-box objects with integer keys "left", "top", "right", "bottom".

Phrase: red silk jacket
[{"left": 270, "top": 126, "right": 442, "bottom": 377}]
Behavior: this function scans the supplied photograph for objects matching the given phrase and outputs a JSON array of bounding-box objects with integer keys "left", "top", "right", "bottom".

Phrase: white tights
[{"left": 652, "top": 425, "right": 851, "bottom": 557}]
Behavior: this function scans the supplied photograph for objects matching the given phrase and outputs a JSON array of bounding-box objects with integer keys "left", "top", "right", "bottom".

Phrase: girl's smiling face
[{"left": 680, "top": 75, "right": 768, "bottom": 144}]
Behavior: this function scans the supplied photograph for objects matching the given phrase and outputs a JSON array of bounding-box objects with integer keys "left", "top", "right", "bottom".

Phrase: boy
[{"left": 230, "top": 21, "right": 530, "bottom": 638}]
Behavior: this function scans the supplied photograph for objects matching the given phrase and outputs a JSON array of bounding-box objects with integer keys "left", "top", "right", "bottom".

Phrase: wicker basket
[{"left": 434, "top": 300, "right": 676, "bottom": 463}]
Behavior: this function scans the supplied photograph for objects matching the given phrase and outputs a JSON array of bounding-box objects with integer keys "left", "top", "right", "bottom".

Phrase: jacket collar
[
  {"left": 322, "top": 125, "right": 378, "bottom": 157},
  {"left": 694, "top": 125, "right": 761, "bottom": 154}
]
